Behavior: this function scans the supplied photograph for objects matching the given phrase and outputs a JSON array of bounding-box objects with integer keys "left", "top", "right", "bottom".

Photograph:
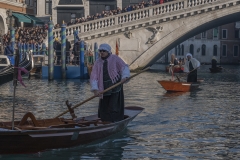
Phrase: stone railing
[{"left": 53, "top": 0, "right": 228, "bottom": 39}]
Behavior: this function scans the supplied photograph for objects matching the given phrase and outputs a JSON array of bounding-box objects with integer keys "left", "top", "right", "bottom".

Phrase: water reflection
[
  {"left": 0, "top": 64, "right": 240, "bottom": 159},
  {"left": 163, "top": 91, "right": 189, "bottom": 97}
]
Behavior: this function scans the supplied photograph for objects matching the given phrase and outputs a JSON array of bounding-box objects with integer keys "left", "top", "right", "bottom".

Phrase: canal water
[{"left": 0, "top": 64, "right": 240, "bottom": 160}]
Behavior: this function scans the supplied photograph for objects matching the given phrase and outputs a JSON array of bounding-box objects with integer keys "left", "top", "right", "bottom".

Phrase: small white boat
[{"left": 0, "top": 55, "right": 11, "bottom": 70}]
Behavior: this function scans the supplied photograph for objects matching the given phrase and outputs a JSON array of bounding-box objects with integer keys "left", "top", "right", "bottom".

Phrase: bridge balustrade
[{"left": 52, "top": 0, "right": 219, "bottom": 39}]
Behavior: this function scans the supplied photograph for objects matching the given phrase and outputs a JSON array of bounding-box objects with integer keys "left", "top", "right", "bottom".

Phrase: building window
[
  {"left": 201, "top": 31, "right": 206, "bottom": 39},
  {"left": 71, "top": 13, "right": 76, "bottom": 23},
  {"left": 233, "top": 45, "right": 239, "bottom": 57},
  {"left": 45, "top": 0, "right": 52, "bottom": 15},
  {"left": 34, "top": 0, "right": 37, "bottom": 15},
  {"left": 25, "top": 0, "right": 30, "bottom": 5},
  {"left": 222, "top": 29, "right": 227, "bottom": 39},
  {"left": 178, "top": 45, "right": 181, "bottom": 55},
  {"left": 235, "top": 30, "right": 240, "bottom": 39},
  {"left": 190, "top": 44, "right": 194, "bottom": 56},
  {"left": 201, "top": 44, "right": 206, "bottom": 56},
  {"left": 222, "top": 44, "right": 227, "bottom": 57},
  {"left": 30, "top": 0, "right": 33, "bottom": 6},
  {"left": 105, "top": 5, "right": 110, "bottom": 11},
  {"left": 213, "top": 45, "right": 217, "bottom": 56},
  {"left": 213, "top": 27, "right": 218, "bottom": 39},
  {"left": 181, "top": 44, "right": 184, "bottom": 56}
]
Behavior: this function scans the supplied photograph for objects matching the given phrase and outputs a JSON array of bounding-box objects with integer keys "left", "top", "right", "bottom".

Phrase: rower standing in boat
[
  {"left": 211, "top": 56, "right": 217, "bottom": 69},
  {"left": 90, "top": 43, "right": 130, "bottom": 122},
  {"left": 170, "top": 53, "right": 179, "bottom": 66},
  {"left": 184, "top": 53, "right": 200, "bottom": 82}
]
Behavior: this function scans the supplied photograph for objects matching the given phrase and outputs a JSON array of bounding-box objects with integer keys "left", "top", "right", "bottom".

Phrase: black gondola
[{"left": 0, "top": 51, "right": 33, "bottom": 86}]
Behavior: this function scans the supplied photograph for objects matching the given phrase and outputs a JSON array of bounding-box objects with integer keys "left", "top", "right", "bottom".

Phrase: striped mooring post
[
  {"left": 80, "top": 41, "right": 85, "bottom": 79},
  {"left": 48, "top": 19, "right": 54, "bottom": 80},
  {"left": 61, "top": 22, "right": 66, "bottom": 79},
  {"left": 94, "top": 42, "right": 98, "bottom": 61},
  {"left": 10, "top": 27, "right": 15, "bottom": 58}
]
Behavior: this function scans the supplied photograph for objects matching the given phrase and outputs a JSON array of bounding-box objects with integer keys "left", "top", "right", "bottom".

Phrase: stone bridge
[{"left": 53, "top": 0, "right": 240, "bottom": 70}]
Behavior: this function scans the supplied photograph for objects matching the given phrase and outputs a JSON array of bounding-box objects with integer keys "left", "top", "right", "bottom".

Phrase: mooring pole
[
  {"left": 10, "top": 27, "right": 15, "bottom": 56},
  {"left": 94, "top": 42, "right": 98, "bottom": 61},
  {"left": 61, "top": 21, "right": 66, "bottom": 79},
  {"left": 48, "top": 18, "right": 54, "bottom": 80},
  {"left": 80, "top": 40, "right": 85, "bottom": 78},
  {"left": 12, "top": 49, "right": 19, "bottom": 130}
]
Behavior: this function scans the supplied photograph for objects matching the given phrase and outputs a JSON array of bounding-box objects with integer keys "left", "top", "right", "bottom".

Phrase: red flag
[{"left": 116, "top": 40, "right": 119, "bottom": 56}]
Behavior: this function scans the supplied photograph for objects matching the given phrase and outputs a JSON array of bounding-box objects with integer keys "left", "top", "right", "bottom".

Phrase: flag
[
  {"left": 116, "top": 40, "right": 119, "bottom": 56},
  {"left": 15, "top": 67, "right": 29, "bottom": 87}
]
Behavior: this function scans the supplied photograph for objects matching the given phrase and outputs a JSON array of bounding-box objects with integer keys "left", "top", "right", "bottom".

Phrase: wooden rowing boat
[
  {"left": 0, "top": 106, "right": 143, "bottom": 154},
  {"left": 157, "top": 80, "right": 199, "bottom": 92}
]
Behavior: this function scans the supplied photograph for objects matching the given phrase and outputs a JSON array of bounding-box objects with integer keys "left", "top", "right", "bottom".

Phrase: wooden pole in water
[
  {"left": 80, "top": 40, "right": 85, "bottom": 79},
  {"left": 48, "top": 17, "right": 54, "bottom": 80},
  {"left": 12, "top": 49, "right": 19, "bottom": 130},
  {"left": 94, "top": 42, "right": 98, "bottom": 61},
  {"left": 61, "top": 21, "right": 66, "bottom": 79}
]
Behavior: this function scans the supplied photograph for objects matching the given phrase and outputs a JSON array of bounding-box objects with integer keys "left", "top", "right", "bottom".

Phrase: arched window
[
  {"left": 178, "top": 45, "right": 181, "bottom": 55},
  {"left": 181, "top": 44, "right": 184, "bottom": 55},
  {"left": 202, "top": 44, "right": 206, "bottom": 56},
  {"left": 190, "top": 44, "right": 194, "bottom": 56},
  {"left": 175, "top": 47, "right": 177, "bottom": 55},
  {"left": 213, "top": 45, "right": 217, "bottom": 56}
]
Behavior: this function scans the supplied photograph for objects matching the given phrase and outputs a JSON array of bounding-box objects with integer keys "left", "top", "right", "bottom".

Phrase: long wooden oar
[
  {"left": 174, "top": 64, "right": 203, "bottom": 82},
  {"left": 55, "top": 67, "right": 150, "bottom": 118}
]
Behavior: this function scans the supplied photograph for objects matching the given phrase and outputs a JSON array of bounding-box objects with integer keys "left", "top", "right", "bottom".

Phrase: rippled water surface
[{"left": 0, "top": 64, "right": 240, "bottom": 160}]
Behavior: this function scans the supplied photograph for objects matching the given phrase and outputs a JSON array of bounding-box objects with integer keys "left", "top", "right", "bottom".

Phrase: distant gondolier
[
  {"left": 184, "top": 53, "right": 200, "bottom": 82},
  {"left": 211, "top": 56, "right": 217, "bottom": 69}
]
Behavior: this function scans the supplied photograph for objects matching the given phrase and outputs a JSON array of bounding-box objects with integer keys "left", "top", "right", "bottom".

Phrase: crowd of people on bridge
[
  {"left": 2, "top": 26, "right": 48, "bottom": 55},
  {"left": 54, "top": 0, "right": 174, "bottom": 29},
  {"left": 1, "top": 0, "right": 175, "bottom": 65}
]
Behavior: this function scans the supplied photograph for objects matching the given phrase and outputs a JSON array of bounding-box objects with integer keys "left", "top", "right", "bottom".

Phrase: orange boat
[{"left": 157, "top": 80, "right": 199, "bottom": 92}]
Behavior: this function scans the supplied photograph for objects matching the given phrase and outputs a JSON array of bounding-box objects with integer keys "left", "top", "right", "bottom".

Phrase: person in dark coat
[
  {"left": 73, "top": 40, "right": 80, "bottom": 65},
  {"left": 55, "top": 38, "right": 61, "bottom": 65},
  {"left": 211, "top": 56, "right": 217, "bottom": 69},
  {"left": 66, "top": 38, "right": 71, "bottom": 64},
  {"left": 4, "top": 43, "right": 14, "bottom": 55},
  {"left": 184, "top": 53, "right": 200, "bottom": 82},
  {"left": 90, "top": 43, "right": 130, "bottom": 122}
]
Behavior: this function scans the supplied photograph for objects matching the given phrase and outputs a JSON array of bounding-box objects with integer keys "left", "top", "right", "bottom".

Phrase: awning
[
  {"left": 12, "top": 12, "right": 31, "bottom": 23},
  {"left": 24, "top": 15, "right": 44, "bottom": 25},
  {"left": 56, "top": 5, "right": 84, "bottom": 8}
]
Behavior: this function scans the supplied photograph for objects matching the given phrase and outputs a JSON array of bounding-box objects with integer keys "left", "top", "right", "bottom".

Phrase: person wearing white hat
[
  {"left": 184, "top": 53, "right": 200, "bottom": 82},
  {"left": 90, "top": 43, "right": 130, "bottom": 122}
]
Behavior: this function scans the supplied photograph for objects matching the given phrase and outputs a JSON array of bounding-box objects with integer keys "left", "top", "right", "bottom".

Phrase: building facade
[
  {"left": 219, "top": 22, "right": 240, "bottom": 64},
  {"left": 0, "top": 0, "right": 38, "bottom": 34},
  {"left": 166, "top": 22, "right": 240, "bottom": 64}
]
